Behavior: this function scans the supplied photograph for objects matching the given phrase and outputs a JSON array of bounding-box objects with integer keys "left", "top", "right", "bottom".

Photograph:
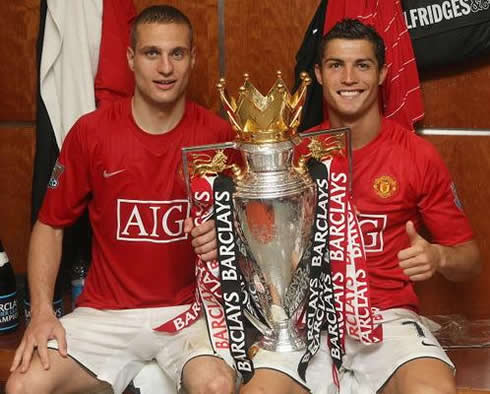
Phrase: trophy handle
[
  {"left": 293, "top": 152, "right": 310, "bottom": 175},
  {"left": 181, "top": 141, "right": 238, "bottom": 214},
  {"left": 292, "top": 127, "right": 352, "bottom": 193}
]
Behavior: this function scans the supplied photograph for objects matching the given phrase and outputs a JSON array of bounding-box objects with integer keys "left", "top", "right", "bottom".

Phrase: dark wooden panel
[
  {"left": 224, "top": 0, "right": 318, "bottom": 104},
  {"left": 125, "top": 1, "right": 320, "bottom": 112},
  {"left": 0, "top": 128, "right": 35, "bottom": 275},
  {"left": 416, "top": 135, "right": 490, "bottom": 320},
  {"left": 419, "top": 56, "right": 490, "bottom": 129},
  {"left": 0, "top": 1, "right": 39, "bottom": 122},
  {"left": 457, "top": 390, "right": 490, "bottom": 394},
  {"left": 134, "top": 0, "right": 219, "bottom": 110}
]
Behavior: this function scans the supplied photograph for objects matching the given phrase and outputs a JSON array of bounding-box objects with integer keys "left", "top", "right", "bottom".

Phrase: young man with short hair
[
  {"left": 238, "top": 18, "right": 480, "bottom": 394},
  {"left": 314, "top": 18, "right": 479, "bottom": 394},
  {"left": 7, "top": 5, "right": 236, "bottom": 394}
]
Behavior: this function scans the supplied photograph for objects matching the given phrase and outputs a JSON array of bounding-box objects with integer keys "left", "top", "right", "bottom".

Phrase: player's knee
[
  {"left": 5, "top": 373, "right": 24, "bottom": 394},
  {"left": 408, "top": 380, "right": 456, "bottom": 394},
  {"left": 428, "top": 380, "right": 456, "bottom": 394},
  {"left": 200, "top": 373, "right": 234, "bottom": 394},
  {"left": 240, "top": 384, "right": 267, "bottom": 394},
  {"left": 6, "top": 371, "right": 49, "bottom": 394},
  {"left": 185, "top": 372, "right": 234, "bottom": 394}
]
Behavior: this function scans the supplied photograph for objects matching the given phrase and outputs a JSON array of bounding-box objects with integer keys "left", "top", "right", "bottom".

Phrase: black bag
[{"left": 402, "top": 0, "right": 490, "bottom": 70}]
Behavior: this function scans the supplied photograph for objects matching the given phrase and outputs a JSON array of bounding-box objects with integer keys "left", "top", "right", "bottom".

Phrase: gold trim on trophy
[
  {"left": 191, "top": 150, "right": 244, "bottom": 180},
  {"left": 217, "top": 71, "right": 312, "bottom": 144},
  {"left": 308, "top": 133, "right": 345, "bottom": 161},
  {"left": 294, "top": 133, "right": 345, "bottom": 175}
]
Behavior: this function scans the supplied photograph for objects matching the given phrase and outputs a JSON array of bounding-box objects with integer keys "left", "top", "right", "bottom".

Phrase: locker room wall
[
  {"left": 0, "top": 1, "right": 38, "bottom": 279},
  {"left": 416, "top": 58, "right": 490, "bottom": 319},
  {"left": 0, "top": 0, "right": 488, "bottom": 319}
]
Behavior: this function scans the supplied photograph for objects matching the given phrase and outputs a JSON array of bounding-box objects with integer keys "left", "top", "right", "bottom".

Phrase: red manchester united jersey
[
  {"left": 39, "top": 98, "right": 235, "bottom": 309},
  {"left": 308, "top": 119, "right": 474, "bottom": 311}
]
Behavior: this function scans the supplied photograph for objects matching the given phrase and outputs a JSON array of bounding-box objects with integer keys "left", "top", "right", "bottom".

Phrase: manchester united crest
[{"left": 373, "top": 175, "right": 398, "bottom": 199}]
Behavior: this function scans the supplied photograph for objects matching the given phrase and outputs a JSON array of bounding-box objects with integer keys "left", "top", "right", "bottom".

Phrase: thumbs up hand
[{"left": 397, "top": 221, "right": 442, "bottom": 282}]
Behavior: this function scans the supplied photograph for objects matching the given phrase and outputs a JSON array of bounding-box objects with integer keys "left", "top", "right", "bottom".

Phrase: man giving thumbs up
[{"left": 398, "top": 220, "right": 479, "bottom": 282}]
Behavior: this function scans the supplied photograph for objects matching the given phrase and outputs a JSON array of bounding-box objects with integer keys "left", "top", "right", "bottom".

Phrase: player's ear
[
  {"left": 190, "top": 45, "right": 196, "bottom": 69},
  {"left": 127, "top": 47, "right": 135, "bottom": 72},
  {"left": 378, "top": 64, "right": 387, "bottom": 86},
  {"left": 314, "top": 64, "right": 323, "bottom": 86}
]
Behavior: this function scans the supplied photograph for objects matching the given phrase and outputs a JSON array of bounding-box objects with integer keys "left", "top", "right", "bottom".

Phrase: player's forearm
[
  {"left": 435, "top": 239, "right": 481, "bottom": 282},
  {"left": 27, "top": 220, "right": 63, "bottom": 315}
]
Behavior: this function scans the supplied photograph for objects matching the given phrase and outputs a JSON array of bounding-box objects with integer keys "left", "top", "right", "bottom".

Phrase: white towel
[{"left": 40, "top": 0, "right": 103, "bottom": 148}]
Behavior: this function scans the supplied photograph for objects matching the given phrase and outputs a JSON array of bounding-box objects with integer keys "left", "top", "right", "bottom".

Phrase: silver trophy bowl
[{"left": 234, "top": 140, "right": 316, "bottom": 352}]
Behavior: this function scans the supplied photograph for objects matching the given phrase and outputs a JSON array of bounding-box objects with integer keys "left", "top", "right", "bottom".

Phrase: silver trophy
[{"left": 183, "top": 71, "right": 348, "bottom": 353}]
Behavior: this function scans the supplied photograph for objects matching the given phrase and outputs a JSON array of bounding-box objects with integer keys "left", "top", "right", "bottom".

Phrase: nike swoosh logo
[
  {"left": 421, "top": 340, "right": 437, "bottom": 347},
  {"left": 103, "top": 169, "right": 126, "bottom": 178}
]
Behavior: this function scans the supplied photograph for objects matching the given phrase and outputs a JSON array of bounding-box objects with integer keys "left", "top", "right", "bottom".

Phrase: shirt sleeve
[
  {"left": 38, "top": 118, "right": 92, "bottom": 227},
  {"left": 416, "top": 142, "right": 474, "bottom": 246}
]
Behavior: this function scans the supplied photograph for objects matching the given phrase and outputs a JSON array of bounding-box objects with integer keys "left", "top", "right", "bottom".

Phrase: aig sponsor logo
[
  {"left": 117, "top": 199, "right": 190, "bottom": 243},
  {"left": 358, "top": 214, "right": 387, "bottom": 253}
]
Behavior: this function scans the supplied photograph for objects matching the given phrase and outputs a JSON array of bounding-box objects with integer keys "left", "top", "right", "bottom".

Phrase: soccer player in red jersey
[
  {"left": 7, "top": 5, "right": 236, "bottom": 394},
  {"left": 235, "top": 19, "right": 481, "bottom": 394},
  {"left": 309, "top": 19, "right": 480, "bottom": 393}
]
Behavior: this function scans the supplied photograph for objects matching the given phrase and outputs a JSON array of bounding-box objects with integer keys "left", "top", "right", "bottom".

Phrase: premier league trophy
[{"left": 182, "top": 71, "right": 348, "bottom": 357}]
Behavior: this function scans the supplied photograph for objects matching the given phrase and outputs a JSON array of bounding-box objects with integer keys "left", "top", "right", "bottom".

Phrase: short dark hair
[
  {"left": 317, "top": 19, "right": 385, "bottom": 69},
  {"left": 130, "top": 5, "right": 193, "bottom": 49}
]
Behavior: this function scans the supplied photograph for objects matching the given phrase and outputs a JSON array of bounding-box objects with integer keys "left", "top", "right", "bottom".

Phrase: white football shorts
[
  {"left": 249, "top": 308, "right": 454, "bottom": 394},
  {"left": 47, "top": 305, "right": 233, "bottom": 394}
]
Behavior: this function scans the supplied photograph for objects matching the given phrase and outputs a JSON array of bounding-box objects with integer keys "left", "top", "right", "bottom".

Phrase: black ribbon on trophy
[
  {"left": 213, "top": 174, "right": 255, "bottom": 383},
  {"left": 298, "top": 158, "right": 342, "bottom": 380}
]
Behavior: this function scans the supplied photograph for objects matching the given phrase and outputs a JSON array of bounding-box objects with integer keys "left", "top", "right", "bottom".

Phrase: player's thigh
[
  {"left": 6, "top": 348, "right": 110, "bottom": 394},
  {"left": 182, "top": 355, "right": 235, "bottom": 394},
  {"left": 380, "top": 357, "right": 456, "bottom": 394},
  {"left": 240, "top": 369, "right": 309, "bottom": 394},
  {"left": 349, "top": 309, "right": 454, "bottom": 391},
  {"left": 155, "top": 315, "right": 236, "bottom": 390}
]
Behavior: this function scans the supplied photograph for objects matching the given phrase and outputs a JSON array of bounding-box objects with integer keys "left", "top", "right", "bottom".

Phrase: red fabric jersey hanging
[{"left": 95, "top": 0, "right": 136, "bottom": 108}]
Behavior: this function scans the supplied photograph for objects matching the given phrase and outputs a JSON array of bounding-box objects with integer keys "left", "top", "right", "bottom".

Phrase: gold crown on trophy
[{"left": 217, "top": 71, "right": 311, "bottom": 143}]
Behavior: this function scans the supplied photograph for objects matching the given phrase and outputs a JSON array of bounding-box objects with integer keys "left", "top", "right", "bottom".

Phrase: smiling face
[
  {"left": 315, "top": 38, "right": 387, "bottom": 126},
  {"left": 127, "top": 22, "right": 195, "bottom": 111}
]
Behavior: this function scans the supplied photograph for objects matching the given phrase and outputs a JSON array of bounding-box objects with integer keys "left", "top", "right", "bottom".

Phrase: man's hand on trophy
[
  {"left": 184, "top": 217, "right": 218, "bottom": 261},
  {"left": 397, "top": 221, "right": 442, "bottom": 282}
]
